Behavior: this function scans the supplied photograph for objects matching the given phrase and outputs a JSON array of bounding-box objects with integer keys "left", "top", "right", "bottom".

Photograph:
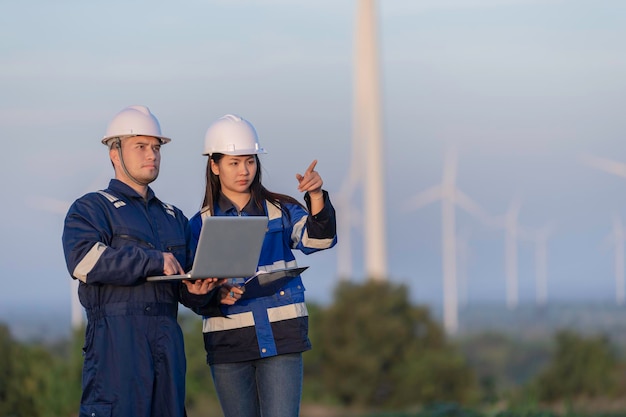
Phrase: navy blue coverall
[{"left": 62, "top": 179, "right": 216, "bottom": 417}]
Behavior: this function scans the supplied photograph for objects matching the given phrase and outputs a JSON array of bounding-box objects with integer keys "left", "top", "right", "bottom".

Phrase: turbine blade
[
  {"left": 403, "top": 186, "right": 443, "bottom": 211},
  {"left": 580, "top": 153, "right": 626, "bottom": 178},
  {"left": 453, "top": 190, "right": 494, "bottom": 226},
  {"left": 26, "top": 195, "right": 70, "bottom": 215}
]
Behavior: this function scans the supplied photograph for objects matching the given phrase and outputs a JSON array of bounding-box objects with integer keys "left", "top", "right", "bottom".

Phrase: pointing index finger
[{"left": 305, "top": 159, "right": 318, "bottom": 175}]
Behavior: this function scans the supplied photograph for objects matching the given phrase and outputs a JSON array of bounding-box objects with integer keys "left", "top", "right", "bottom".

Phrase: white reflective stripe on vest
[
  {"left": 257, "top": 259, "right": 298, "bottom": 272},
  {"left": 202, "top": 302, "right": 308, "bottom": 333},
  {"left": 267, "top": 302, "right": 308, "bottom": 322},
  {"left": 266, "top": 202, "right": 282, "bottom": 220},
  {"left": 203, "top": 311, "right": 255, "bottom": 332}
]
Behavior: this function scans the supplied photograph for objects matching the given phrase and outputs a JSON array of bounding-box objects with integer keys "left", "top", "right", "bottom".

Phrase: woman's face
[{"left": 211, "top": 154, "right": 257, "bottom": 195}]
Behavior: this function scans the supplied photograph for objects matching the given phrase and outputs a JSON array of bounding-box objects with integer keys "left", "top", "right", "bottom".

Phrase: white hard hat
[
  {"left": 101, "top": 105, "right": 171, "bottom": 147},
  {"left": 203, "top": 114, "right": 266, "bottom": 156}
]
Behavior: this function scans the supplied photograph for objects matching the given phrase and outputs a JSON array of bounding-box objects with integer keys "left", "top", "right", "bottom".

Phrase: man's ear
[{"left": 109, "top": 146, "right": 120, "bottom": 166}]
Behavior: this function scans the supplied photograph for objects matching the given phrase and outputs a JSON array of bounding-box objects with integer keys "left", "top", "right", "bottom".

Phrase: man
[{"left": 62, "top": 105, "right": 221, "bottom": 417}]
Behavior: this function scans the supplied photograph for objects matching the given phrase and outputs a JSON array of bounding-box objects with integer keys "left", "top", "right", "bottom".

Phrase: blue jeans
[{"left": 210, "top": 353, "right": 303, "bottom": 417}]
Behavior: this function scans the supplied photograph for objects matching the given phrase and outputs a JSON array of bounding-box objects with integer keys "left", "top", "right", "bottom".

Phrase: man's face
[{"left": 111, "top": 136, "right": 161, "bottom": 184}]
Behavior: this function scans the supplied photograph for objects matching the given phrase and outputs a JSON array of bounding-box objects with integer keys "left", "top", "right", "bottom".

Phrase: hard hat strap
[{"left": 115, "top": 138, "right": 151, "bottom": 187}]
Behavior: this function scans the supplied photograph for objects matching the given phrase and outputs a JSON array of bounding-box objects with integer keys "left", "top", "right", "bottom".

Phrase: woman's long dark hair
[{"left": 201, "top": 153, "right": 305, "bottom": 216}]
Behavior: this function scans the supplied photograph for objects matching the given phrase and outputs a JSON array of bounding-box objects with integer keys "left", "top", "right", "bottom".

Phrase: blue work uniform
[
  {"left": 62, "top": 179, "right": 216, "bottom": 417},
  {"left": 189, "top": 190, "right": 337, "bottom": 365}
]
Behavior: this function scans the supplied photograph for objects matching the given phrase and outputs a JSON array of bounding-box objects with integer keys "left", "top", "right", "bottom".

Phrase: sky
[{"left": 2, "top": 0, "right": 626, "bottom": 335}]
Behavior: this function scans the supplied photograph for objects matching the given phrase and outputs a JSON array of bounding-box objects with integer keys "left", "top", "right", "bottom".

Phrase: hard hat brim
[
  {"left": 203, "top": 147, "right": 267, "bottom": 156},
  {"left": 101, "top": 135, "right": 172, "bottom": 146}
]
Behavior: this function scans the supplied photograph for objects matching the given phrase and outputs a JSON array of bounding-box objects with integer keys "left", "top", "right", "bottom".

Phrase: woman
[{"left": 189, "top": 114, "right": 337, "bottom": 417}]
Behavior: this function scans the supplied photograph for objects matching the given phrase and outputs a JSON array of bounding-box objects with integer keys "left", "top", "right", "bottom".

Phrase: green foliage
[
  {"left": 415, "top": 403, "right": 483, "bottom": 417},
  {"left": 0, "top": 323, "right": 82, "bottom": 417},
  {"left": 530, "top": 330, "right": 618, "bottom": 401},
  {"left": 303, "top": 302, "right": 334, "bottom": 403},
  {"left": 180, "top": 312, "right": 220, "bottom": 410},
  {"left": 459, "top": 332, "right": 551, "bottom": 402},
  {"left": 9, "top": 296, "right": 626, "bottom": 416},
  {"left": 314, "top": 281, "right": 477, "bottom": 408},
  {"left": 39, "top": 327, "right": 83, "bottom": 416},
  {"left": 0, "top": 323, "right": 38, "bottom": 416}
]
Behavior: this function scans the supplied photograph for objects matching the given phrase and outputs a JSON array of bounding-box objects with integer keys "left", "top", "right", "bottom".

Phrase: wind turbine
[
  {"left": 27, "top": 194, "right": 84, "bottom": 330},
  {"left": 27, "top": 171, "right": 109, "bottom": 330},
  {"left": 607, "top": 214, "right": 625, "bottom": 306},
  {"left": 352, "top": 0, "right": 387, "bottom": 282},
  {"left": 456, "top": 227, "right": 472, "bottom": 309},
  {"left": 580, "top": 154, "right": 626, "bottom": 305},
  {"left": 404, "top": 146, "right": 492, "bottom": 335},
  {"left": 528, "top": 223, "right": 554, "bottom": 307},
  {"left": 492, "top": 199, "right": 554, "bottom": 310},
  {"left": 494, "top": 197, "right": 522, "bottom": 310}
]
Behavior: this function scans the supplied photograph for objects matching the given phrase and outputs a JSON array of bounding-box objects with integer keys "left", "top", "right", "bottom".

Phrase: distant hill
[
  {"left": 4, "top": 301, "right": 626, "bottom": 346},
  {"left": 453, "top": 302, "right": 626, "bottom": 346},
  {"left": 0, "top": 304, "right": 73, "bottom": 343}
]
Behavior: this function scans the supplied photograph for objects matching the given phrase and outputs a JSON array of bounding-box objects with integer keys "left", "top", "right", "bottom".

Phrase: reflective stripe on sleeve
[
  {"left": 301, "top": 228, "right": 335, "bottom": 249},
  {"left": 72, "top": 242, "right": 107, "bottom": 283},
  {"left": 291, "top": 215, "right": 307, "bottom": 246}
]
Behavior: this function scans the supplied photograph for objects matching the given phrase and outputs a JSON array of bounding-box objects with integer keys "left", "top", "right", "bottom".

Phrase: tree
[
  {"left": 38, "top": 327, "right": 84, "bottom": 416},
  {"left": 0, "top": 322, "right": 83, "bottom": 417},
  {"left": 0, "top": 323, "right": 39, "bottom": 416},
  {"left": 530, "top": 330, "right": 618, "bottom": 401},
  {"left": 302, "top": 302, "right": 330, "bottom": 402},
  {"left": 316, "top": 281, "right": 477, "bottom": 408},
  {"left": 181, "top": 312, "right": 220, "bottom": 412},
  {"left": 459, "top": 332, "right": 551, "bottom": 402}
]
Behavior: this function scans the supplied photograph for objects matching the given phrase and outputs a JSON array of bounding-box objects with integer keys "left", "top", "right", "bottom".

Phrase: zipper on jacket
[{"left": 116, "top": 234, "right": 156, "bottom": 249}]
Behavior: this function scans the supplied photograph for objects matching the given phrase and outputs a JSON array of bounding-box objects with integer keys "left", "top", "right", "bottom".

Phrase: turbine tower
[
  {"left": 334, "top": 184, "right": 361, "bottom": 281},
  {"left": 610, "top": 214, "right": 625, "bottom": 306},
  {"left": 486, "top": 195, "right": 525, "bottom": 310},
  {"left": 504, "top": 198, "right": 521, "bottom": 310},
  {"left": 354, "top": 0, "right": 387, "bottom": 281},
  {"left": 456, "top": 227, "right": 472, "bottom": 309},
  {"left": 531, "top": 224, "right": 553, "bottom": 307}
]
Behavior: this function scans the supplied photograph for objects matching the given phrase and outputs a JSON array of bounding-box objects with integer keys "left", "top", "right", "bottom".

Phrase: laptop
[
  {"left": 240, "top": 266, "right": 309, "bottom": 299},
  {"left": 146, "top": 216, "right": 268, "bottom": 281}
]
